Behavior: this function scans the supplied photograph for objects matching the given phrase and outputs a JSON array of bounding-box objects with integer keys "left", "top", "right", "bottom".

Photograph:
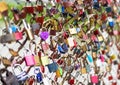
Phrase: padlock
[
  {"left": 24, "top": 49, "right": 35, "bottom": 66},
  {"left": 12, "top": 64, "right": 29, "bottom": 82},
  {"left": 34, "top": 68, "right": 42, "bottom": 83},
  {"left": 0, "top": 68, "right": 19, "bottom": 85},
  {"left": 24, "top": 0, "right": 34, "bottom": 14},
  {"left": 0, "top": 1, "right": 8, "bottom": 16}
]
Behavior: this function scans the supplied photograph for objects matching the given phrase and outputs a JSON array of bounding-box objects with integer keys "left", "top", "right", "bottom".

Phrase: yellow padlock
[
  {"left": 0, "top": 1, "right": 8, "bottom": 19},
  {"left": 56, "top": 69, "right": 61, "bottom": 78},
  {"left": 110, "top": 54, "right": 116, "bottom": 60},
  {"left": 0, "top": 1, "right": 8, "bottom": 13}
]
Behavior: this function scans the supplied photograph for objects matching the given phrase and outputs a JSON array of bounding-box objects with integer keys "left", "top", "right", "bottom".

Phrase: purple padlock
[{"left": 40, "top": 31, "right": 49, "bottom": 40}]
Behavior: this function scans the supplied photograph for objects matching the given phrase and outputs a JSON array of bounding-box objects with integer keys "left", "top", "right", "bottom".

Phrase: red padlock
[
  {"left": 101, "top": 13, "right": 107, "bottom": 21},
  {"left": 35, "top": 16, "right": 44, "bottom": 25},
  {"left": 36, "top": 6, "right": 43, "bottom": 12},
  {"left": 108, "top": 76, "right": 113, "bottom": 80},
  {"left": 14, "top": 31, "right": 23, "bottom": 40},
  {"left": 24, "top": 6, "right": 34, "bottom": 14},
  {"left": 73, "top": 39, "right": 77, "bottom": 47},
  {"left": 63, "top": 32, "right": 69, "bottom": 39},
  {"left": 56, "top": 0, "right": 60, "bottom": 3},
  {"left": 112, "top": 81, "right": 117, "bottom": 85},
  {"left": 79, "top": 9, "right": 83, "bottom": 15},
  {"left": 28, "top": 76, "right": 35, "bottom": 85},
  {"left": 118, "top": 64, "right": 120, "bottom": 70},
  {"left": 107, "top": 0, "right": 112, "bottom": 5},
  {"left": 68, "top": 78, "right": 74, "bottom": 85},
  {"left": 40, "top": 65, "right": 45, "bottom": 73},
  {"left": 101, "top": 50, "right": 105, "bottom": 54},
  {"left": 94, "top": 14, "right": 98, "bottom": 19},
  {"left": 94, "top": 29, "right": 99, "bottom": 35},
  {"left": 57, "top": 59, "right": 63, "bottom": 65}
]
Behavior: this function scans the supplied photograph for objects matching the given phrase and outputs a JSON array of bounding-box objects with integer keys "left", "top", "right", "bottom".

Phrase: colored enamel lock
[
  {"left": 35, "top": 16, "right": 44, "bottom": 26},
  {"left": 87, "top": 54, "right": 93, "bottom": 63},
  {"left": 10, "top": 24, "right": 18, "bottom": 33},
  {"left": 41, "top": 56, "right": 50, "bottom": 66},
  {"left": 109, "top": 21, "right": 114, "bottom": 27},
  {"left": 0, "top": 1, "right": 8, "bottom": 18},
  {"left": 34, "top": 68, "right": 42, "bottom": 82},
  {"left": 56, "top": 67, "right": 63, "bottom": 78},
  {"left": 108, "top": 17, "right": 114, "bottom": 27},
  {"left": 68, "top": 78, "right": 74, "bottom": 85},
  {"left": 24, "top": 49, "right": 35, "bottom": 66},
  {"left": 35, "top": 0, "right": 44, "bottom": 12},
  {"left": 40, "top": 31, "right": 49, "bottom": 41},
  {"left": 14, "top": 31, "right": 23, "bottom": 40},
  {"left": 34, "top": 55, "right": 42, "bottom": 66},
  {"left": 41, "top": 42, "right": 49, "bottom": 51},
  {"left": 58, "top": 44, "right": 65, "bottom": 54},
  {"left": 24, "top": 0, "right": 34, "bottom": 14},
  {"left": 91, "top": 75, "right": 98, "bottom": 84},
  {"left": 80, "top": 59, "right": 87, "bottom": 74},
  {"left": 47, "top": 62, "right": 58, "bottom": 73},
  {"left": 100, "top": 55, "right": 105, "bottom": 62}
]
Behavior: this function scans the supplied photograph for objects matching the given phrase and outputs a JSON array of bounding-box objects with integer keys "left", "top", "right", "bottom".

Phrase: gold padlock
[
  {"left": 110, "top": 54, "right": 116, "bottom": 60},
  {"left": 34, "top": 55, "right": 42, "bottom": 66},
  {"left": 81, "top": 68, "right": 86, "bottom": 74},
  {"left": 56, "top": 69, "right": 61, "bottom": 78},
  {"left": 0, "top": 1, "right": 8, "bottom": 13}
]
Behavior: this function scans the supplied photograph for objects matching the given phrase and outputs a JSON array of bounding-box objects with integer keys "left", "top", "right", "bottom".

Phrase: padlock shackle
[{"left": 12, "top": 64, "right": 23, "bottom": 75}]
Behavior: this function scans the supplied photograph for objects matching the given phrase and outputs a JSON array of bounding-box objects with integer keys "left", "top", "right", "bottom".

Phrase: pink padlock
[
  {"left": 24, "top": 50, "right": 35, "bottom": 66},
  {"left": 91, "top": 34, "right": 97, "bottom": 42},
  {"left": 41, "top": 42, "right": 49, "bottom": 51},
  {"left": 113, "top": 30, "right": 118, "bottom": 35},
  {"left": 100, "top": 55, "right": 105, "bottom": 62},
  {"left": 91, "top": 75, "right": 98, "bottom": 84},
  {"left": 25, "top": 55, "right": 35, "bottom": 66},
  {"left": 83, "top": 34, "right": 88, "bottom": 40},
  {"left": 14, "top": 32, "right": 23, "bottom": 40},
  {"left": 107, "top": 0, "right": 112, "bottom": 5}
]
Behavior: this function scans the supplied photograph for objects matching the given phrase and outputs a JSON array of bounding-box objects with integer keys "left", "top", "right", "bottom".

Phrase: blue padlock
[
  {"left": 109, "top": 21, "right": 114, "bottom": 27},
  {"left": 76, "top": 28, "right": 80, "bottom": 33},
  {"left": 10, "top": 25, "right": 18, "bottom": 33},
  {"left": 87, "top": 54, "right": 93, "bottom": 63},
  {"left": 93, "top": 2, "right": 99, "bottom": 9},
  {"left": 62, "top": 6, "right": 65, "bottom": 13},
  {"left": 93, "top": 0, "right": 98, "bottom": 2},
  {"left": 62, "top": 43, "right": 68, "bottom": 53},
  {"left": 106, "top": 7, "right": 112, "bottom": 13},
  {"left": 58, "top": 44, "right": 65, "bottom": 54},
  {"left": 36, "top": 73, "right": 42, "bottom": 82},
  {"left": 34, "top": 68, "right": 42, "bottom": 83}
]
